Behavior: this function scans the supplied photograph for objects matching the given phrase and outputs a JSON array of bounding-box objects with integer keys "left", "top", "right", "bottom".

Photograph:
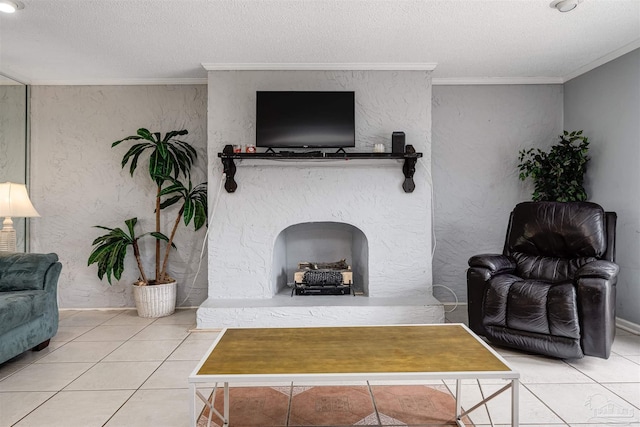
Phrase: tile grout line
[
  {"left": 9, "top": 311, "right": 128, "bottom": 426},
  {"left": 365, "top": 381, "right": 383, "bottom": 427},
  {"left": 7, "top": 310, "right": 149, "bottom": 426},
  {"left": 598, "top": 382, "right": 640, "bottom": 412},
  {"left": 285, "top": 381, "right": 293, "bottom": 426},
  {"left": 99, "top": 318, "right": 161, "bottom": 427},
  {"left": 100, "top": 318, "right": 195, "bottom": 426},
  {"left": 519, "top": 382, "right": 571, "bottom": 426}
]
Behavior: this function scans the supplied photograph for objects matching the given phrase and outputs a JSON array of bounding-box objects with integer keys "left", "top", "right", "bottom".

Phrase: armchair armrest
[
  {"left": 575, "top": 260, "right": 618, "bottom": 359},
  {"left": 576, "top": 260, "right": 619, "bottom": 280},
  {"left": 468, "top": 254, "right": 516, "bottom": 275},
  {"left": 43, "top": 262, "right": 63, "bottom": 294},
  {"left": 467, "top": 254, "right": 515, "bottom": 337}
]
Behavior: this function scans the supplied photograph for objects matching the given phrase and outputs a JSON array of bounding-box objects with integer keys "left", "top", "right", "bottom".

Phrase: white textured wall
[
  {"left": 0, "top": 84, "right": 28, "bottom": 251},
  {"left": 564, "top": 49, "right": 640, "bottom": 325},
  {"left": 207, "top": 70, "right": 433, "bottom": 301},
  {"left": 30, "top": 85, "right": 208, "bottom": 308},
  {"left": 432, "top": 85, "right": 564, "bottom": 302},
  {"left": 0, "top": 85, "right": 27, "bottom": 182}
]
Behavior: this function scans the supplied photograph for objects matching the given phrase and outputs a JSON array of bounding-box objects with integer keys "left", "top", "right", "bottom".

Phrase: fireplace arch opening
[{"left": 271, "top": 222, "right": 369, "bottom": 296}]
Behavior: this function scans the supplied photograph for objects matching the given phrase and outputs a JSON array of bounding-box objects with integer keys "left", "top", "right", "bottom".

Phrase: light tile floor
[{"left": 0, "top": 307, "right": 637, "bottom": 427}]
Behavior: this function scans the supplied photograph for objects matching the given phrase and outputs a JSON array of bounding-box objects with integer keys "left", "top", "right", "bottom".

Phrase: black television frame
[{"left": 255, "top": 91, "right": 355, "bottom": 149}]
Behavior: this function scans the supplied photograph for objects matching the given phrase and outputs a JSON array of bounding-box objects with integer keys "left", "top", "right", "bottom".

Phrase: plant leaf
[
  {"left": 183, "top": 199, "right": 194, "bottom": 226},
  {"left": 194, "top": 203, "right": 207, "bottom": 230},
  {"left": 159, "top": 195, "right": 182, "bottom": 209},
  {"left": 137, "top": 128, "right": 154, "bottom": 141}
]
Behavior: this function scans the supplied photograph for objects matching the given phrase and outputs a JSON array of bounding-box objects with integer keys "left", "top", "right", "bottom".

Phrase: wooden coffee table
[{"left": 189, "top": 324, "right": 519, "bottom": 426}]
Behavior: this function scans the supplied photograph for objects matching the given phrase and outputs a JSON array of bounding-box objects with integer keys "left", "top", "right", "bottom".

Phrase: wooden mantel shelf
[{"left": 217, "top": 144, "right": 423, "bottom": 194}]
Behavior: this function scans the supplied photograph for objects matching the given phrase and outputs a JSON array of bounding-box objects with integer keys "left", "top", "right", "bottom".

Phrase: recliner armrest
[
  {"left": 468, "top": 254, "right": 516, "bottom": 275},
  {"left": 574, "top": 263, "right": 618, "bottom": 359},
  {"left": 467, "top": 254, "right": 515, "bottom": 338},
  {"left": 576, "top": 260, "right": 619, "bottom": 280}
]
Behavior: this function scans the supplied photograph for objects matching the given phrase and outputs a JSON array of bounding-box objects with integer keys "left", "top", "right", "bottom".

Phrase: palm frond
[
  {"left": 137, "top": 128, "right": 154, "bottom": 141},
  {"left": 112, "top": 135, "right": 142, "bottom": 148},
  {"left": 88, "top": 218, "right": 147, "bottom": 284},
  {"left": 159, "top": 195, "right": 182, "bottom": 209}
]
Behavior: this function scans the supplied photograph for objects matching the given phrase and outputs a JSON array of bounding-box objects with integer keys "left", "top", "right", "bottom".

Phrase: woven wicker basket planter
[{"left": 132, "top": 281, "right": 177, "bottom": 318}]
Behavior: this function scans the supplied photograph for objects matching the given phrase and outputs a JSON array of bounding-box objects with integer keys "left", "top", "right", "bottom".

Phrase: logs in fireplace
[{"left": 293, "top": 260, "right": 353, "bottom": 296}]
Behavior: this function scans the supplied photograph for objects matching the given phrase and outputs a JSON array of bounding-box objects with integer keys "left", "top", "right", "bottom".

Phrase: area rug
[{"left": 197, "top": 384, "right": 475, "bottom": 426}]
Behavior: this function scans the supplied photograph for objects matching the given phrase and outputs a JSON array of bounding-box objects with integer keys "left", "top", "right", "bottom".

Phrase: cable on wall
[
  {"left": 178, "top": 173, "right": 225, "bottom": 307},
  {"left": 433, "top": 284, "right": 459, "bottom": 313},
  {"left": 417, "top": 157, "right": 461, "bottom": 312},
  {"left": 417, "top": 158, "right": 437, "bottom": 259}
]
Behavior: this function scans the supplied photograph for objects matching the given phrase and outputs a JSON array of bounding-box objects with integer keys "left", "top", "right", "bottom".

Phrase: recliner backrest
[
  {"left": 506, "top": 201, "right": 607, "bottom": 258},
  {"left": 503, "top": 202, "right": 611, "bottom": 282}
]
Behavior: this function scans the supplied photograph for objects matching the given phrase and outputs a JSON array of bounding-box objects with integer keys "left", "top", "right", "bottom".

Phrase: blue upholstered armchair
[{"left": 0, "top": 252, "right": 62, "bottom": 365}]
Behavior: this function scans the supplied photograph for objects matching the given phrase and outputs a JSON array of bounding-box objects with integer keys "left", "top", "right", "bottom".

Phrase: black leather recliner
[{"left": 467, "top": 201, "right": 618, "bottom": 359}]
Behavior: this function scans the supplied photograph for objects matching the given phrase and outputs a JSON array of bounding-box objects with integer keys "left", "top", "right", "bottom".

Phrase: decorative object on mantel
[
  {"left": 392, "top": 131, "right": 405, "bottom": 154},
  {"left": 218, "top": 144, "right": 423, "bottom": 194},
  {"left": 0, "top": 182, "right": 40, "bottom": 252},
  {"left": 88, "top": 128, "right": 207, "bottom": 318},
  {"left": 518, "top": 130, "right": 590, "bottom": 202}
]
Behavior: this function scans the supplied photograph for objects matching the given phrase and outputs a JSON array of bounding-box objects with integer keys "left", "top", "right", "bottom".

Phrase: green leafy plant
[
  {"left": 518, "top": 130, "right": 590, "bottom": 202},
  {"left": 88, "top": 129, "right": 207, "bottom": 285}
]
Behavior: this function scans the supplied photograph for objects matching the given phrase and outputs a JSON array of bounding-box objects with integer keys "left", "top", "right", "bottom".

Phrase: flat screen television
[{"left": 256, "top": 91, "right": 355, "bottom": 148}]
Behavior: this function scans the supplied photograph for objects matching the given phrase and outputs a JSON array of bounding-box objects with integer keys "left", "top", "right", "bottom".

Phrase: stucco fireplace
[{"left": 196, "top": 68, "right": 444, "bottom": 328}]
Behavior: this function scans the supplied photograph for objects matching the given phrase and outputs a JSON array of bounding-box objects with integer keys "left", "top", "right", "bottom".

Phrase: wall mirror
[{"left": 0, "top": 73, "right": 29, "bottom": 252}]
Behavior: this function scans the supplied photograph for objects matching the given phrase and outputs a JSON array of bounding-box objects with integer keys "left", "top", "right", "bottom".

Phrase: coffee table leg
[
  {"left": 455, "top": 379, "right": 463, "bottom": 423},
  {"left": 512, "top": 378, "right": 519, "bottom": 426},
  {"left": 189, "top": 383, "right": 196, "bottom": 427},
  {"left": 223, "top": 382, "right": 230, "bottom": 426}
]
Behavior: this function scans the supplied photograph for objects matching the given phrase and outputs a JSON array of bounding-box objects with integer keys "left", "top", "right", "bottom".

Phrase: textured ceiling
[{"left": 0, "top": 0, "right": 638, "bottom": 84}]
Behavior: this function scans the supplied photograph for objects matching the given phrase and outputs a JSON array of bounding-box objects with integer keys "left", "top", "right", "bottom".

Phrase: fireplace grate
[{"left": 292, "top": 260, "right": 353, "bottom": 296}]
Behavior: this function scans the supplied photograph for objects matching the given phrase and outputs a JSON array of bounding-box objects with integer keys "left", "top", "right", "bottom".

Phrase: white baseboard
[
  {"left": 442, "top": 302, "right": 466, "bottom": 315},
  {"left": 616, "top": 317, "right": 640, "bottom": 335},
  {"left": 58, "top": 306, "right": 198, "bottom": 311},
  {"left": 441, "top": 302, "right": 466, "bottom": 307},
  {"left": 58, "top": 307, "right": 132, "bottom": 311}
]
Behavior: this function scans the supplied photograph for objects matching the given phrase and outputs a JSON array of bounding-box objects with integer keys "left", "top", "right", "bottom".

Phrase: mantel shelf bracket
[
  {"left": 221, "top": 145, "right": 238, "bottom": 193},
  {"left": 402, "top": 145, "right": 418, "bottom": 193},
  {"left": 218, "top": 144, "right": 422, "bottom": 194}
]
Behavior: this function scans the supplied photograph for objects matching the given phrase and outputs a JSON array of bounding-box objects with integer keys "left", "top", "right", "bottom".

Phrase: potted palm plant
[{"left": 88, "top": 128, "right": 207, "bottom": 317}]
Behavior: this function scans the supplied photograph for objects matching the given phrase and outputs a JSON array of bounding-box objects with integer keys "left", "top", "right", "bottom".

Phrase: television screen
[{"left": 256, "top": 91, "right": 355, "bottom": 148}]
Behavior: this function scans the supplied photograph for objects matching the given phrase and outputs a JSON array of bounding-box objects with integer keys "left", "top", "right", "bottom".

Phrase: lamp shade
[{"left": 0, "top": 182, "right": 40, "bottom": 218}]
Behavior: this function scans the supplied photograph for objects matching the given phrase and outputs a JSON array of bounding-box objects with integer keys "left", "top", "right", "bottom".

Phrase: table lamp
[{"left": 0, "top": 182, "right": 40, "bottom": 252}]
